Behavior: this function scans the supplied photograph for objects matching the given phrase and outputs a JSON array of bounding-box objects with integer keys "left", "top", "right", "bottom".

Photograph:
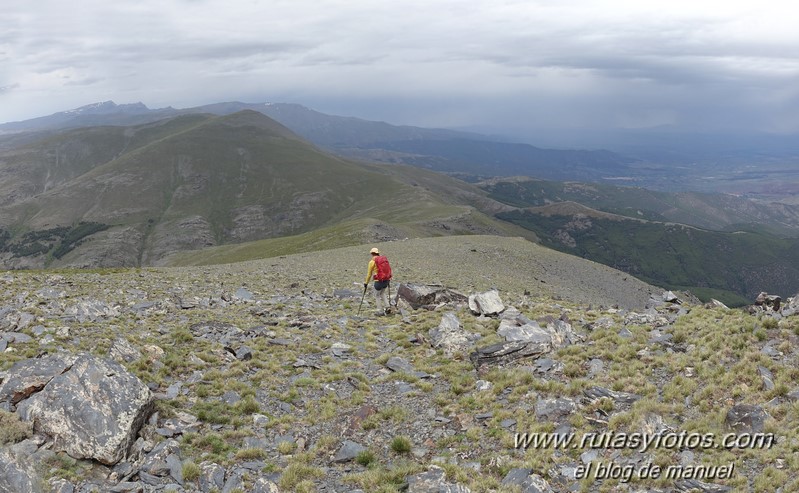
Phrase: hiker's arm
[{"left": 364, "top": 260, "right": 376, "bottom": 284}]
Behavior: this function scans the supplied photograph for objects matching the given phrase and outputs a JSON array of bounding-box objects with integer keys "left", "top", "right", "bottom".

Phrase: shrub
[
  {"left": 0, "top": 411, "right": 32, "bottom": 445},
  {"left": 390, "top": 436, "right": 412, "bottom": 454}
]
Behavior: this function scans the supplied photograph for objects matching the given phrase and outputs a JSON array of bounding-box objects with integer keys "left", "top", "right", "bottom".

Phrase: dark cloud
[{"left": 1, "top": 0, "right": 797, "bottom": 137}]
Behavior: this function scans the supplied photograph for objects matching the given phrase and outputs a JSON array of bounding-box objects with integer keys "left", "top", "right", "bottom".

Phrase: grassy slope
[
  {"left": 4, "top": 238, "right": 797, "bottom": 492},
  {"left": 497, "top": 208, "right": 799, "bottom": 306},
  {"left": 478, "top": 178, "right": 799, "bottom": 305},
  {"left": 4, "top": 112, "right": 532, "bottom": 267}
]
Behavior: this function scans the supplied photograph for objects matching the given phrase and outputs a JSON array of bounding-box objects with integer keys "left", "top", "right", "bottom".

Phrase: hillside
[
  {"left": 0, "top": 111, "right": 531, "bottom": 269},
  {"left": 474, "top": 177, "right": 799, "bottom": 305},
  {"left": 1, "top": 101, "right": 638, "bottom": 184},
  {"left": 1, "top": 235, "right": 797, "bottom": 492},
  {"left": 479, "top": 177, "right": 799, "bottom": 236}
]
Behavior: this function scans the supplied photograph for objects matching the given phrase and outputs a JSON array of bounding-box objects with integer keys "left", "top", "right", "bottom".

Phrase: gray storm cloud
[{"left": 1, "top": 0, "right": 797, "bottom": 137}]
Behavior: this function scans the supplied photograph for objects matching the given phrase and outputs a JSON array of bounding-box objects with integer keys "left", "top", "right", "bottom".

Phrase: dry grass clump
[{"left": 0, "top": 410, "right": 32, "bottom": 445}]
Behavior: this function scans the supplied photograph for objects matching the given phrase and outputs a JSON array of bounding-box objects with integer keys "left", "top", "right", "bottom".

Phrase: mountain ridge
[
  {"left": 0, "top": 110, "right": 531, "bottom": 269},
  {"left": 1, "top": 101, "right": 638, "bottom": 183}
]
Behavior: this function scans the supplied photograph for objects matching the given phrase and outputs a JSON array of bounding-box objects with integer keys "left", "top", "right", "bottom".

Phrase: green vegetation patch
[{"left": 497, "top": 209, "right": 799, "bottom": 304}]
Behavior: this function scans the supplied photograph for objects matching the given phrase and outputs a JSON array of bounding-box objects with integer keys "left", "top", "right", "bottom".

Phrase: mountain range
[
  {"left": 0, "top": 109, "right": 534, "bottom": 269},
  {"left": 0, "top": 101, "right": 637, "bottom": 183},
  {"left": 2, "top": 101, "right": 799, "bottom": 305}
]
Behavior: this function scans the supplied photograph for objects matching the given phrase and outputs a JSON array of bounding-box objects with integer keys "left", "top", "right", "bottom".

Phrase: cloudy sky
[{"left": 2, "top": 0, "right": 798, "bottom": 140}]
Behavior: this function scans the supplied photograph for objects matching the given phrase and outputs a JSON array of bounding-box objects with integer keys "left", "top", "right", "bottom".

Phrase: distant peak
[{"left": 63, "top": 101, "right": 150, "bottom": 116}]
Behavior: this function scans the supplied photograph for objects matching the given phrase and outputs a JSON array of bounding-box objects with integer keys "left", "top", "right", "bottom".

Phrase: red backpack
[{"left": 373, "top": 255, "right": 393, "bottom": 281}]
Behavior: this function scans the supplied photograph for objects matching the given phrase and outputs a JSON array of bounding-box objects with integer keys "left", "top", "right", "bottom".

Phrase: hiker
[{"left": 364, "top": 247, "right": 392, "bottom": 316}]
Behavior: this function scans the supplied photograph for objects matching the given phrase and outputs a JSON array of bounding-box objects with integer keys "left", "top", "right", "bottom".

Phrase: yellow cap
[{"left": 370, "top": 247, "right": 379, "bottom": 254}]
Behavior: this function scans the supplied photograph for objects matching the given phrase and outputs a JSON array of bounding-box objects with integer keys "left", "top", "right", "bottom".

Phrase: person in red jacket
[{"left": 364, "top": 247, "right": 392, "bottom": 316}]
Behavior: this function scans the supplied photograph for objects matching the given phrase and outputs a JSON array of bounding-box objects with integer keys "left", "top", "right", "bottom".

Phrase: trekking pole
[{"left": 357, "top": 284, "right": 367, "bottom": 316}]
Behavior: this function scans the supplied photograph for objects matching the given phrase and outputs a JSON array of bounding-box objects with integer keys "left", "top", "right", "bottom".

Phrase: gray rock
[
  {"left": 331, "top": 342, "right": 351, "bottom": 357},
  {"left": 108, "top": 482, "right": 144, "bottom": 492},
  {"left": 782, "top": 294, "right": 798, "bottom": 317},
  {"left": 406, "top": 465, "right": 471, "bottom": 492},
  {"left": 221, "top": 391, "right": 241, "bottom": 405},
  {"left": 584, "top": 386, "right": 641, "bottom": 406},
  {"left": 761, "top": 344, "right": 782, "bottom": 358},
  {"left": 707, "top": 299, "right": 730, "bottom": 310},
  {"left": 468, "top": 289, "right": 505, "bottom": 316},
  {"left": 547, "top": 319, "right": 578, "bottom": 347},
  {"left": 37, "top": 287, "right": 66, "bottom": 299},
  {"left": 49, "top": 479, "right": 75, "bottom": 493},
  {"left": 333, "top": 288, "right": 360, "bottom": 299},
  {"left": 0, "top": 354, "right": 77, "bottom": 407},
  {"left": 333, "top": 440, "right": 367, "bottom": 463},
  {"left": 130, "top": 301, "right": 158, "bottom": 315},
  {"left": 500, "top": 418, "right": 517, "bottom": 429},
  {"left": 758, "top": 366, "right": 775, "bottom": 391},
  {"left": 396, "top": 284, "right": 467, "bottom": 309},
  {"left": 674, "top": 479, "right": 732, "bottom": 492},
  {"left": 475, "top": 380, "right": 492, "bottom": 391},
  {"left": 385, "top": 356, "right": 431, "bottom": 378},
  {"left": 725, "top": 404, "right": 768, "bottom": 434},
  {"left": 535, "top": 398, "right": 577, "bottom": 422},
  {"left": 63, "top": 299, "right": 120, "bottom": 322},
  {"left": 221, "top": 469, "right": 245, "bottom": 493},
  {"left": 585, "top": 316, "right": 615, "bottom": 331},
  {"left": 588, "top": 359, "right": 604, "bottom": 376},
  {"left": 109, "top": 338, "right": 143, "bottom": 364},
  {"left": 199, "top": 463, "right": 226, "bottom": 492},
  {"left": 386, "top": 356, "right": 415, "bottom": 373},
  {"left": 497, "top": 319, "right": 551, "bottom": 344},
  {"left": 470, "top": 340, "right": 551, "bottom": 368},
  {"left": 501, "top": 468, "right": 554, "bottom": 492},
  {"left": 166, "top": 453, "right": 183, "bottom": 484},
  {"left": 235, "top": 345, "right": 253, "bottom": 361},
  {"left": 14, "top": 353, "right": 154, "bottom": 465},
  {"left": 252, "top": 477, "right": 280, "bottom": 493},
  {"left": 429, "top": 312, "right": 479, "bottom": 355},
  {"left": 0, "top": 445, "right": 43, "bottom": 493},
  {"left": 234, "top": 288, "right": 254, "bottom": 301}
]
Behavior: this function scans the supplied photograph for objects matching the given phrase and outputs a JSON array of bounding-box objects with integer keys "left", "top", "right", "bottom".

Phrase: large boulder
[
  {"left": 0, "top": 354, "right": 77, "bottom": 410},
  {"left": 749, "top": 292, "right": 782, "bottom": 314},
  {"left": 468, "top": 289, "right": 505, "bottom": 316},
  {"left": 6, "top": 353, "right": 153, "bottom": 465},
  {"left": 396, "top": 283, "right": 467, "bottom": 309}
]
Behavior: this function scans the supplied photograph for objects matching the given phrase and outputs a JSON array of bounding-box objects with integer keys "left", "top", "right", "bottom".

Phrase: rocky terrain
[{"left": 1, "top": 235, "right": 798, "bottom": 492}]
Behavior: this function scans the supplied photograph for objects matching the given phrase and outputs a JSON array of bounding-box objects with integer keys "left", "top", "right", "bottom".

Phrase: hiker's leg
[
  {"left": 379, "top": 286, "right": 390, "bottom": 313},
  {"left": 373, "top": 285, "right": 385, "bottom": 312}
]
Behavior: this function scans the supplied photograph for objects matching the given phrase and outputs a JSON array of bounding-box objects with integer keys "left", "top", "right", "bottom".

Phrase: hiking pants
[{"left": 373, "top": 280, "right": 390, "bottom": 311}]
